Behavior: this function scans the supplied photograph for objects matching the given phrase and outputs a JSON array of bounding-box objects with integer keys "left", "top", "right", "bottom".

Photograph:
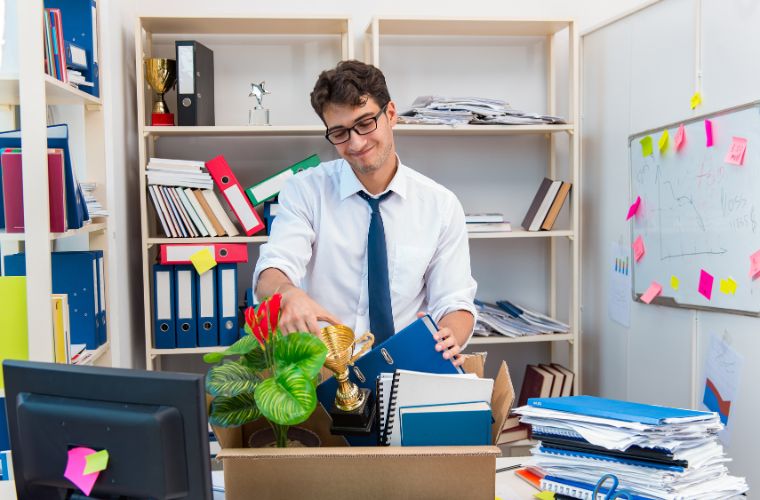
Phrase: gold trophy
[
  {"left": 145, "top": 58, "right": 177, "bottom": 126},
  {"left": 320, "top": 325, "right": 375, "bottom": 435}
]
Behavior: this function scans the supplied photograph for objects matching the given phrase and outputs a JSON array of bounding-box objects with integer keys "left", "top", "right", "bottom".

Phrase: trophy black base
[{"left": 329, "top": 388, "right": 375, "bottom": 436}]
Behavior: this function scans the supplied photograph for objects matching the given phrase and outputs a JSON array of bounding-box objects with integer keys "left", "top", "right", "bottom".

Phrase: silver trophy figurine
[{"left": 249, "top": 81, "right": 271, "bottom": 125}]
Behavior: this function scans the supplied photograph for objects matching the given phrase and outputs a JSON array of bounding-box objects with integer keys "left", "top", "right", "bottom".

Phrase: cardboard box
[{"left": 215, "top": 357, "right": 514, "bottom": 500}]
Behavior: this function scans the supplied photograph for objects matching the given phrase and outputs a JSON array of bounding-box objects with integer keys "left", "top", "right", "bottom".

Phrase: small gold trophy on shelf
[
  {"left": 248, "top": 81, "right": 271, "bottom": 125},
  {"left": 145, "top": 58, "right": 177, "bottom": 126},
  {"left": 320, "top": 325, "right": 375, "bottom": 435}
]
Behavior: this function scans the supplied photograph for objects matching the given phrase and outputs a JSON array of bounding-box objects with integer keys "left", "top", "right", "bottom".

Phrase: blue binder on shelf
[
  {"left": 0, "top": 124, "right": 89, "bottom": 229},
  {"left": 4, "top": 251, "right": 99, "bottom": 349},
  {"left": 95, "top": 251, "right": 106, "bottom": 346},
  {"left": 316, "top": 314, "right": 461, "bottom": 446},
  {"left": 217, "top": 263, "right": 239, "bottom": 346},
  {"left": 196, "top": 267, "right": 219, "bottom": 347},
  {"left": 44, "top": 0, "right": 99, "bottom": 98},
  {"left": 174, "top": 265, "right": 197, "bottom": 348},
  {"left": 152, "top": 264, "right": 176, "bottom": 349}
]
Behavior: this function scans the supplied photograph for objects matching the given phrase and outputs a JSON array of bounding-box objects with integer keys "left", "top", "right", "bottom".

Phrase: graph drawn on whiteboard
[{"left": 629, "top": 101, "right": 760, "bottom": 315}]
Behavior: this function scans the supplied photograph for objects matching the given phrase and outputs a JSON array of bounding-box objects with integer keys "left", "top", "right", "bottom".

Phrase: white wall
[{"left": 582, "top": 0, "right": 760, "bottom": 487}]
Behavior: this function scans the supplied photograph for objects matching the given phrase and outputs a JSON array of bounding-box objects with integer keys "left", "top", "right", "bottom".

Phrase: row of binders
[
  {"left": 152, "top": 263, "right": 240, "bottom": 349},
  {"left": 0, "top": 125, "right": 93, "bottom": 232},
  {"left": 521, "top": 177, "right": 572, "bottom": 231},
  {"left": 4, "top": 251, "right": 107, "bottom": 350},
  {"left": 474, "top": 299, "right": 570, "bottom": 338},
  {"left": 514, "top": 396, "right": 749, "bottom": 499}
]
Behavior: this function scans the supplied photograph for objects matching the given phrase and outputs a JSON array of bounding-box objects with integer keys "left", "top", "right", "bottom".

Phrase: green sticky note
[
  {"left": 83, "top": 449, "right": 109, "bottom": 475},
  {"left": 190, "top": 248, "right": 217, "bottom": 275},
  {"left": 658, "top": 130, "right": 669, "bottom": 152},
  {"left": 640, "top": 136, "right": 653, "bottom": 157}
]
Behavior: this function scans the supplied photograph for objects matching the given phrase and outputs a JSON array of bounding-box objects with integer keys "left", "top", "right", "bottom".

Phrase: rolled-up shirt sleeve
[
  {"left": 424, "top": 194, "right": 478, "bottom": 336},
  {"left": 252, "top": 177, "right": 315, "bottom": 302}
]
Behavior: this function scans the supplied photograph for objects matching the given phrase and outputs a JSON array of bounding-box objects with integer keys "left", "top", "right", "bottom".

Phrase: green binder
[
  {"left": 245, "top": 154, "right": 320, "bottom": 207},
  {"left": 0, "top": 276, "right": 28, "bottom": 388}
]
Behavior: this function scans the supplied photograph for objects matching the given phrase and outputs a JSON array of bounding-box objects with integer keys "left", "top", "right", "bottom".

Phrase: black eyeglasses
[{"left": 325, "top": 104, "right": 388, "bottom": 145}]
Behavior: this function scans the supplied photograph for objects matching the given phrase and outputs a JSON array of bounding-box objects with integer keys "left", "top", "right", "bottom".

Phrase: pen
[{"left": 495, "top": 464, "right": 521, "bottom": 473}]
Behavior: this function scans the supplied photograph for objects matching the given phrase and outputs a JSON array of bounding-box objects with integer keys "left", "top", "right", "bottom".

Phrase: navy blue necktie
[{"left": 358, "top": 191, "right": 394, "bottom": 344}]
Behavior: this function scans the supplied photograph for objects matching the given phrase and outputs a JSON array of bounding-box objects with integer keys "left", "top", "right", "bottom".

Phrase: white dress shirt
[{"left": 253, "top": 158, "right": 477, "bottom": 340}]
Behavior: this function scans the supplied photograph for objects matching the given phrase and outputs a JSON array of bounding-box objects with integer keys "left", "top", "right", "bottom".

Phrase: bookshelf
[
  {"left": 136, "top": 15, "right": 353, "bottom": 370},
  {"left": 1, "top": 1, "right": 114, "bottom": 366},
  {"left": 365, "top": 17, "right": 581, "bottom": 391}
]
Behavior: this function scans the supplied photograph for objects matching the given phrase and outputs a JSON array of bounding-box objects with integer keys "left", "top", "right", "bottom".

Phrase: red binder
[
  {"left": 159, "top": 243, "right": 249, "bottom": 265},
  {"left": 205, "top": 155, "right": 265, "bottom": 236}
]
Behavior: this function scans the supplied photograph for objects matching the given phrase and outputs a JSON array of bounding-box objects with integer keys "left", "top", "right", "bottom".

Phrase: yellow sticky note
[
  {"left": 658, "top": 130, "right": 669, "bottom": 153},
  {"left": 190, "top": 248, "right": 217, "bottom": 275},
  {"left": 534, "top": 492, "right": 555, "bottom": 500},
  {"left": 720, "top": 277, "right": 737, "bottom": 295},
  {"left": 690, "top": 91, "right": 702, "bottom": 109},
  {"left": 671, "top": 275, "right": 680, "bottom": 290},
  {"left": 640, "top": 136, "right": 653, "bottom": 157},
  {"left": 83, "top": 449, "right": 109, "bottom": 475}
]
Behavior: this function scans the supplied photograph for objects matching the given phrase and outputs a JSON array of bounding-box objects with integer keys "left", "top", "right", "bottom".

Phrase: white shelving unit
[
  {"left": 365, "top": 17, "right": 581, "bottom": 391},
  {"left": 136, "top": 16, "right": 353, "bottom": 370},
  {"left": 2, "top": 1, "right": 113, "bottom": 366}
]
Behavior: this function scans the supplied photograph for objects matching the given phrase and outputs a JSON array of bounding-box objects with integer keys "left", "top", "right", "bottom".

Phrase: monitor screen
[{"left": 3, "top": 360, "right": 212, "bottom": 499}]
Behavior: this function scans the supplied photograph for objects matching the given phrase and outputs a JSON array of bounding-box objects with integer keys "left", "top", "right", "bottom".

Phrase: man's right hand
[{"left": 277, "top": 286, "right": 340, "bottom": 336}]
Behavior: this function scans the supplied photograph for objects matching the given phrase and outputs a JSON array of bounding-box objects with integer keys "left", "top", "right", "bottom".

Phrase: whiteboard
[{"left": 629, "top": 101, "right": 760, "bottom": 315}]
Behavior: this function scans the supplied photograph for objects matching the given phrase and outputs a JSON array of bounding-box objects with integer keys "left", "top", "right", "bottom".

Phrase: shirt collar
[{"left": 338, "top": 155, "right": 409, "bottom": 201}]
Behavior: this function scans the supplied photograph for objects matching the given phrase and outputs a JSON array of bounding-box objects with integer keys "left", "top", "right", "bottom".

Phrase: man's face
[{"left": 322, "top": 97, "right": 397, "bottom": 176}]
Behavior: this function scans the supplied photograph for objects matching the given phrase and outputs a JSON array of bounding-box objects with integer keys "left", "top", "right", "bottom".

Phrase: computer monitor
[{"left": 3, "top": 360, "right": 212, "bottom": 499}]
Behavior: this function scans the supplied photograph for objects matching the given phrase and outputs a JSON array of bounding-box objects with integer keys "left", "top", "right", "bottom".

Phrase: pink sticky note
[
  {"left": 64, "top": 447, "right": 100, "bottom": 496},
  {"left": 675, "top": 124, "right": 686, "bottom": 150},
  {"left": 632, "top": 235, "right": 646, "bottom": 262},
  {"left": 626, "top": 196, "right": 641, "bottom": 220},
  {"left": 724, "top": 136, "right": 747, "bottom": 165},
  {"left": 750, "top": 249, "right": 760, "bottom": 279},
  {"left": 641, "top": 281, "right": 662, "bottom": 304},
  {"left": 705, "top": 120, "right": 714, "bottom": 147},
  {"left": 698, "top": 269, "right": 714, "bottom": 300}
]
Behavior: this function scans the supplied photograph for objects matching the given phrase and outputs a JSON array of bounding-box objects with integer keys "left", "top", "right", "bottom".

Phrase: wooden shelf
[
  {"left": 75, "top": 342, "right": 110, "bottom": 366},
  {"left": 140, "top": 16, "right": 351, "bottom": 35},
  {"left": 0, "top": 222, "right": 108, "bottom": 242},
  {"left": 468, "top": 333, "right": 574, "bottom": 345},
  {"left": 368, "top": 17, "right": 572, "bottom": 36},
  {"left": 146, "top": 234, "right": 267, "bottom": 246},
  {"left": 468, "top": 228, "right": 573, "bottom": 239},
  {"left": 0, "top": 74, "right": 101, "bottom": 106},
  {"left": 150, "top": 346, "right": 228, "bottom": 357},
  {"left": 395, "top": 124, "right": 573, "bottom": 135}
]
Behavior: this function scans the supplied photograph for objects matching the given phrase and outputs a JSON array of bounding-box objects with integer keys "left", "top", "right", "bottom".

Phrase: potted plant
[{"left": 203, "top": 293, "right": 328, "bottom": 447}]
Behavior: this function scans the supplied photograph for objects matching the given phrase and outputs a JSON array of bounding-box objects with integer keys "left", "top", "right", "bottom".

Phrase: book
[
  {"left": 466, "top": 221, "right": 512, "bottom": 233},
  {"left": 518, "top": 365, "right": 554, "bottom": 407},
  {"left": 521, "top": 177, "right": 562, "bottom": 231},
  {"left": 521, "top": 177, "right": 552, "bottom": 230},
  {"left": 539, "top": 364, "right": 565, "bottom": 398},
  {"left": 201, "top": 189, "right": 239, "bottom": 236},
  {"left": 465, "top": 213, "right": 504, "bottom": 223},
  {"left": 541, "top": 181, "right": 571, "bottom": 230},
  {"left": 51, "top": 294, "right": 70, "bottom": 364},
  {"left": 399, "top": 401, "right": 492, "bottom": 446},
  {"left": 551, "top": 363, "right": 574, "bottom": 397},
  {"left": 191, "top": 188, "right": 224, "bottom": 236},
  {"left": 497, "top": 422, "right": 530, "bottom": 444}
]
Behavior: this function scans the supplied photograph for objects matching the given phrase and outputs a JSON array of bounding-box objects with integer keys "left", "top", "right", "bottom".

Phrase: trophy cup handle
[{"left": 350, "top": 332, "right": 375, "bottom": 364}]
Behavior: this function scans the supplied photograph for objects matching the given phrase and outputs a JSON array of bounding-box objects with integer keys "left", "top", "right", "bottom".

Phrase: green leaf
[
  {"left": 203, "top": 335, "right": 260, "bottom": 364},
  {"left": 241, "top": 344, "right": 267, "bottom": 372},
  {"left": 206, "top": 362, "right": 259, "bottom": 397},
  {"left": 255, "top": 365, "right": 316, "bottom": 426},
  {"left": 273, "top": 332, "right": 327, "bottom": 379},
  {"left": 208, "top": 393, "right": 261, "bottom": 427}
]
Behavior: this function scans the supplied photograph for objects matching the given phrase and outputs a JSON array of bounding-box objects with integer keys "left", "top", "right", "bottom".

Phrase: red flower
[
  {"left": 267, "top": 293, "right": 282, "bottom": 332},
  {"left": 245, "top": 305, "right": 268, "bottom": 346}
]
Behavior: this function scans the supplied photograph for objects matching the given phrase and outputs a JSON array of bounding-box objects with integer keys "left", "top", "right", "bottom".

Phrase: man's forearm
[
  {"left": 255, "top": 267, "right": 297, "bottom": 300},
  {"left": 438, "top": 310, "right": 475, "bottom": 347}
]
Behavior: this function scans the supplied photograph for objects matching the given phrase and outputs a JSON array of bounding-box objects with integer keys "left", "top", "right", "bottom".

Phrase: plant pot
[{"left": 248, "top": 426, "right": 321, "bottom": 448}]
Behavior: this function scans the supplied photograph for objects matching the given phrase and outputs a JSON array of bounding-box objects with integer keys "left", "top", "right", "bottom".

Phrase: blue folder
[
  {"left": 538, "top": 446, "right": 685, "bottom": 472},
  {"left": 91, "top": 250, "right": 106, "bottom": 346},
  {"left": 174, "top": 265, "right": 197, "bottom": 348},
  {"left": 316, "top": 314, "right": 461, "bottom": 446},
  {"left": 528, "top": 395, "right": 715, "bottom": 425},
  {"left": 400, "top": 402, "right": 492, "bottom": 446},
  {"left": 196, "top": 266, "right": 219, "bottom": 347},
  {"left": 5, "top": 251, "right": 99, "bottom": 349},
  {"left": 153, "top": 264, "right": 176, "bottom": 349},
  {"left": 0, "top": 124, "right": 89, "bottom": 229},
  {"left": 217, "top": 263, "right": 239, "bottom": 346}
]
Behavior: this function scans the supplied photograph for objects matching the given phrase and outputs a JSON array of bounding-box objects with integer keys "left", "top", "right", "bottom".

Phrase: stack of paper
[
  {"left": 473, "top": 299, "right": 569, "bottom": 338},
  {"left": 399, "top": 96, "right": 566, "bottom": 125},
  {"left": 513, "top": 396, "right": 749, "bottom": 499},
  {"left": 80, "top": 182, "right": 109, "bottom": 217},
  {"left": 146, "top": 158, "right": 213, "bottom": 189}
]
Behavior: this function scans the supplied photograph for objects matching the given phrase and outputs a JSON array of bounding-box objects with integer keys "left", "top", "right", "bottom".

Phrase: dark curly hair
[{"left": 310, "top": 60, "right": 391, "bottom": 121}]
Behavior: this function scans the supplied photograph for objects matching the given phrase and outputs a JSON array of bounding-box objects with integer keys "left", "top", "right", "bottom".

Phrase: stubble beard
[{"left": 347, "top": 140, "right": 394, "bottom": 177}]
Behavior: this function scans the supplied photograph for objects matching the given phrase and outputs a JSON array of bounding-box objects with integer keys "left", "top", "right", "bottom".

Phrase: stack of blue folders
[{"left": 513, "top": 396, "right": 748, "bottom": 499}]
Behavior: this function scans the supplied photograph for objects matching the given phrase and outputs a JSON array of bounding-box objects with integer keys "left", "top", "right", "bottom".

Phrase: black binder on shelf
[{"left": 175, "top": 40, "right": 215, "bottom": 126}]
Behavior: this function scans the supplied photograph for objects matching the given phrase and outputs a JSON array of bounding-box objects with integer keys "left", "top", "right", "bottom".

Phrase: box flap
[
  {"left": 218, "top": 445, "right": 501, "bottom": 459},
  {"left": 461, "top": 351, "right": 486, "bottom": 378},
  {"left": 490, "top": 361, "right": 515, "bottom": 444}
]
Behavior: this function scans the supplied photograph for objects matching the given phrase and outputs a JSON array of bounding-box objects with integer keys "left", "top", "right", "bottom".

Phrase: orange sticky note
[
  {"left": 640, "top": 136, "right": 653, "bottom": 157},
  {"left": 626, "top": 196, "right": 641, "bottom": 221},
  {"left": 641, "top": 281, "right": 662, "bottom": 304},
  {"left": 750, "top": 249, "right": 760, "bottom": 279},
  {"left": 658, "top": 130, "right": 669, "bottom": 153},
  {"left": 632, "top": 235, "right": 646, "bottom": 262},
  {"left": 705, "top": 120, "right": 714, "bottom": 147},
  {"left": 674, "top": 124, "right": 686, "bottom": 151},
  {"left": 690, "top": 91, "right": 702, "bottom": 109},
  {"left": 724, "top": 137, "right": 747, "bottom": 165}
]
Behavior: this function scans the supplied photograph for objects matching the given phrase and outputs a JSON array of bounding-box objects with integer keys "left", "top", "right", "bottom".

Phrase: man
[{"left": 253, "top": 60, "right": 476, "bottom": 366}]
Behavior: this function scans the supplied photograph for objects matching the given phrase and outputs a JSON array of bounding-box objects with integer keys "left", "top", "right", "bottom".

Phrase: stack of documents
[
  {"left": 513, "top": 396, "right": 749, "bottom": 499},
  {"left": 80, "top": 182, "right": 108, "bottom": 217},
  {"left": 473, "top": 299, "right": 569, "bottom": 338},
  {"left": 146, "top": 158, "right": 214, "bottom": 189},
  {"left": 399, "top": 96, "right": 566, "bottom": 125}
]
